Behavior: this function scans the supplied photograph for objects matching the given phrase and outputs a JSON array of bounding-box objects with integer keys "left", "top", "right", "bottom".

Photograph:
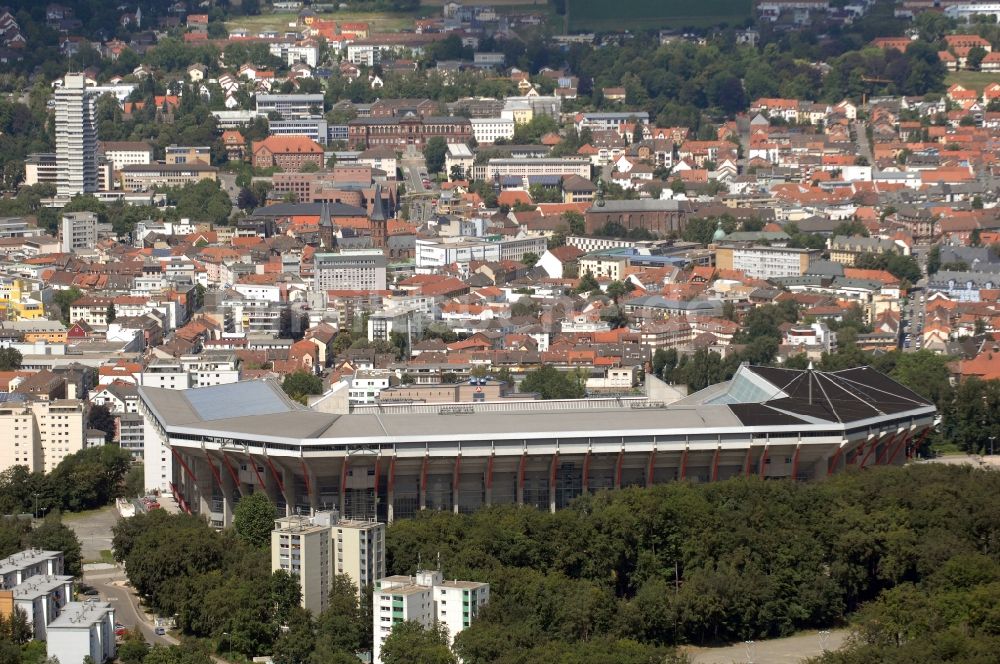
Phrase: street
[
  {"left": 83, "top": 566, "right": 178, "bottom": 647},
  {"left": 400, "top": 146, "right": 435, "bottom": 223}
]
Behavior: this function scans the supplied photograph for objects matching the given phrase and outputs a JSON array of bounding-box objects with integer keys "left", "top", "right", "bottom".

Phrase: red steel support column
[
  {"left": 244, "top": 451, "right": 267, "bottom": 488},
  {"left": 220, "top": 452, "right": 244, "bottom": 496},
  {"left": 582, "top": 451, "right": 591, "bottom": 493},
  {"left": 262, "top": 454, "right": 287, "bottom": 497},
  {"left": 710, "top": 447, "right": 720, "bottom": 482},
  {"left": 907, "top": 427, "right": 931, "bottom": 460},
  {"left": 646, "top": 450, "right": 656, "bottom": 487},
  {"left": 790, "top": 444, "right": 801, "bottom": 481},
  {"left": 614, "top": 450, "right": 624, "bottom": 489},
  {"left": 170, "top": 448, "right": 199, "bottom": 486},
  {"left": 299, "top": 458, "right": 314, "bottom": 506},
  {"left": 876, "top": 431, "right": 902, "bottom": 466},
  {"left": 827, "top": 444, "right": 846, "bottom": 476},
  {"left": 206, "top": 456, "right": 223, "bottom": 489},
  {"left": 758, "top": 444, "right": 770, "bottom": 478},
  {"left": 860, "top": 433, "right": 889, "bottom": 470}
]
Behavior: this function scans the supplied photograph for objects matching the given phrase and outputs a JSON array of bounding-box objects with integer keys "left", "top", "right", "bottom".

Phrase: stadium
[{"left": 138, "top": 365, "right": 937, "bottom": 527}]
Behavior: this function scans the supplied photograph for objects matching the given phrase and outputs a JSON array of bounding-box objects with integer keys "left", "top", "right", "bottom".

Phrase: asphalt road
[{"left": 65, "top": 506, "right": 118, "bottom": 562}]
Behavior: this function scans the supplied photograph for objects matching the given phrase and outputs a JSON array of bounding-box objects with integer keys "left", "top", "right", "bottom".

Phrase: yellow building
[{"left": 0, "top": 280, "right": 46, "bottom": 321}]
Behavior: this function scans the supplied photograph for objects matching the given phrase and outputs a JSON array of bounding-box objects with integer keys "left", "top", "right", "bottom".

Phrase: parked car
[{"left": 154, "top": 627, "right": 166, "bottom": 636}]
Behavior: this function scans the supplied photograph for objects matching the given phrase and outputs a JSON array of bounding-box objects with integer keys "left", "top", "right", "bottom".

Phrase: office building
[
  {"left": 715, "top": 244, "right": 816, "bottom": 280},
  {"left": 314, "top": 250, "right": 388, "bottom": 292},
  {"left": 373, "top": 570, "right": 488, "bottom": 664},
  {"left": 164, "top": 145, "right": 211, "bottom": 165},
  {"left": 347, "top": 116, "right": 472, "bottom": 150},
  {"left": 415, "top": 235, "right": 547, "bottom": 272},
  {"left": 271, "top": 515, "right": 333, "bottom": 615},
  {"left": 140, "top": 366, "right": 936, "bottom": 525},
  {"left": 256, "top": 94, "right": 325, "bottom": 119},
  {"left": 470, "top": 118, "right": 515, "bottom": 144},
  {"left": 119, "top": 163, "right": 218, "bottom": 192},
  {"left": 268, "top": 117, "right": 330, "bottom": 144},
  {"left": 60, "top": 212, "right": 98, "bottom": 253},
  {"left": 45, "top": 601, "right": 116, "bottom": 664},
  {"left": 55, "top": 73, "right": 98, "bottom": 198},
  {"left": 476, "top": 157, "right": 591, "bottom": 181}
]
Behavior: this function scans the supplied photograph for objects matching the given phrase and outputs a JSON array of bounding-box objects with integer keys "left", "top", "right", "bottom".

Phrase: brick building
[
  {"left": 347, "top": 116, "right": 472, "bottom": 149},
  {"left": 583, "top": 199, "right": 692, "bottom": 236},
  {"left": 252, "top": 135, "right": 324, "bottom": 170}
]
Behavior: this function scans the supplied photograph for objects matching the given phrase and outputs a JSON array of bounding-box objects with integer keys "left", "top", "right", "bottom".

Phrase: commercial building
[
  {"left": 373, "top": 570, "right": 488, "bottom": 664},
  {"left": 55, "top": 73, "right": 98, "bottom": 198},
  {"left": 715, "top": 244, "right": 815, "bottom": 280},
  {"left": 139, "top": 365, "right": 936, "bottom": 526},
  {"left": 268, "top": 116, "right": 330, "bottom": 144},
  {"left": 119, "top": 163, "right": 218, "bottom": 192},
  {"left": 476, "top": 157, "right": 591, "bottom": 181},
  {"left": 60, "top": 212, "right": 98, "bottom": 253},
  {"left": 45, "top": 600, "right": 116, "bottom": 664},
  {"left": 415, "top": 235, "right": 547, "bottom": 272},
  {"left": 271, "top": 515, "right": 333, "bottom": 615},
  {"left": 256, "top": 94, "right": 325, "bottom": 119},
  {"left": 314, "top": 250, "right": 388, "bottom": 292}
]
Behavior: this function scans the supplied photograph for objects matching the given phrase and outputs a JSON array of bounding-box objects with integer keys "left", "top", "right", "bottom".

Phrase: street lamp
[
  {"left": 32, "top": 492, "right": 39, "bottom": 520},
  {"left": 990, "top": 436, "right": 996, "bottom": 457},
  {"left": 221, "top": 631, "right": 231, "bottom": 660}
]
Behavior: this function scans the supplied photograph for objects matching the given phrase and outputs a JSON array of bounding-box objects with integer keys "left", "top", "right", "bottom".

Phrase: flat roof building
[
  {"left": 46, "top": 600, "right": 116, "bottom": 664},
  {"left": 271, "top": 515, "right": 332, "bottom": 615},
  {"left": 139, "top": 366, "right": 936, "bottom": 526}
]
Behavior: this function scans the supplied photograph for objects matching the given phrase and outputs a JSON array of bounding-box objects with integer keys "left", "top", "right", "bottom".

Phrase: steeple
[
  {"left": 319, "top": 201, "right": 336, "bottom": 250},
  {"left": 370, "top": 183, "right": 387, "bottom": 250}
]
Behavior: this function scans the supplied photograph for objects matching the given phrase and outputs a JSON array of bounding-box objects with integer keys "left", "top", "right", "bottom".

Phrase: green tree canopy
[
  {"left": 233, "top": 492, "right": 277, "bottom": 549},
  {"left": 381, "top": 621, "right": 457, "bottom": 664}
]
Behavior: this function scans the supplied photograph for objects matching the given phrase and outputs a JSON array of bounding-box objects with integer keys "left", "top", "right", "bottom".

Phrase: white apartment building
[
  {"left": 415, "top": 236, "right": 547, "bottom": 272},
  {"left": 367, "top": 306, "right": 425, "bottom": 343},
  {"left": 346, "top": 43, "right": 379, "bottom": 67},
  {"left": 99, "top": 141, "right": 154, "bottom": 171},
  {"left": 715, "top": 244, "right": 814, "bottom": 280},
  {"left": 271, "top": 515, "right": 333, "bottom": 615},
  {"left": 9, "top": 574, "right": 74, "bottom": 640},
  {"left": 347, "top": 371, "right": 391, "bottom": 405},
  {"left": 60, "top": 212, "right": 98, "bottom": 254},
  {"left": 333, "top": 519, "right": 385, "bottom": 593},
  {"left": 46, "top": 601, "right": 116, "bottom": 664},
  {"left": 0, "top": 549, "right": 65, "bottom": 588},
  {"left": 55, "top": 73, "right": 98, "bottom": 198},
  {"left": 470, "top": 118, "right": 515, "bottom": 143},
  {"left": 314, "top": 251, "right": 388, "bottom": 292},
  {"left": 34, "top": 400, "right": 86, "bottom": 473},
  {"left": 0, "top": 401, "right": 43, "bottom": 472},
  {"left": 373, "top": 570, "right": 489, "bottom": 664},
  {"left": 255, "top": 93, "right": 325, "bottom": 119},
  {"left": 139, "top": 354, "right": 241, "bottom": 390},
  {"left": 269, "top": 41, "right": 320, "bottom": 67}
]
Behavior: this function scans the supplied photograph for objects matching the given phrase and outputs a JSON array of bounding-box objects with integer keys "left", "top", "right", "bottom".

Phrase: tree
[
  {"left": 605, "top": 280, "right": 630, "bottom": 302},
  {"left": 24, "top": 515, "right": 82, "bottom": 577},
  {"left": 562, "top": 211, "right": 586, "bottom": 236},
  {"left": 652, "top": 348, "right": 678, "bottom": 381},
  {"left": 87, "top": 404, "right": 116, "bottom": 443},
  {"left": 53, "top": 287, "right": 83, "bottom": 325},
  {"left": 232, "top": 492, "right": 277, "bottom": 549},
  {"left": 281, "top": 371, "right": 324, "bottom": 404},
  {"left": 968, "top": 45, "right": 988, "bottom": 71},
  {"left": 106, "top": 303, "right": 117, "bottom": 324},
  {"left": 519, "top": 365, "right": 585, "bottom": 399},
  {"left": 0, "top": 348, "right": 21, "bottom": 371},
  {"left": 381, "top": 621, "right": 457, "bottom": 664},
  {"left": 521, "top": 252, "right": 539, "bottom": 267},
  {"left": 271, "top": 608, "right": 314, "bottom": 664},
  {"left": 575, "top": 271, "right": 599, "bottom": 294},
  {"left": 926, "top": 244, "right": 941, "bottom": 276},
  {"left": 237, "top": 187, "right": 258, "bottom": 210},
  {"left": 424, "top": 137, "right": 448, "bottom": 174}
]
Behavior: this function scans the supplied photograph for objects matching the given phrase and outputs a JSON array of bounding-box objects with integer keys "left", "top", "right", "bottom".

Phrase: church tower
[
  {"left": 370, "top": 183, "right": 387, "bottom": 250},
  {"left": 319, "top": 201, "right": 336, "bottom": 250}
]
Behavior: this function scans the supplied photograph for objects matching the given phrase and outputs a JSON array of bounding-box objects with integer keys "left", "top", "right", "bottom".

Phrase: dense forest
[{"left": 386, "top": 464, "right": 1000, "bottom": 663}]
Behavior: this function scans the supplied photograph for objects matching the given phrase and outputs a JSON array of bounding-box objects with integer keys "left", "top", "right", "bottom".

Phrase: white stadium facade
[{"left": 139, "top": 365, "right": 937, "bottom": 527}]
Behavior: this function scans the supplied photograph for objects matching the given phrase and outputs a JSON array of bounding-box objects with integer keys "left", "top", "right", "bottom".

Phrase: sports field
[
  {"left": 566, "top": 0, "right": 753, "bottom": 31},
  {"left": 945, "top": 71, "right": 1000, "bottom": 92},
  {"left": 225, "top": 9, "right": 420, "bottom": 34}
]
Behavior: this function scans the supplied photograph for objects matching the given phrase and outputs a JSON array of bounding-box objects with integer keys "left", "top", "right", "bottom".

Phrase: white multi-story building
[
  {"left": 10, "top": 574, "right": 74, "bottom": 640},
  {"left": 45, "top": 601, "right": 116, "bottom": 664},
  {"left": 347, "top": 370, "right": 391, "bottom": 405},
  {"left": 715, "top": 244, "right": 814, "bottom": 280},
  {"left": 139, "top": 354, "right": 241, "bottom": 390},
  {"left": 334, "top": 519, "right": 385, "bottom": 592},
  {"left": 0, "top": 549, "right": 64, "bottom": 588},
  {"left": 415, "top": 236, "right": 547, "bottom": 272},
  {"left": 55, "top": 73, "right": 98, "bottom": 198},
  {"left": 60, "top": 212, "right": 98, "bottom": 254},
  {"left": 315, "top": 251, "right": 388, "bottom": 292},
  {"left": 0, "top": 400, "right": 88, "bottom": 474},
  {"left": 470, "top": 118, "right": 515, "bottom": 143},
  {"left": 271, "top": 515, "right": 333, "bottom": 615},
  {"left": 99, "top": 141, "right": 154, "bottom": 171},
  {"left": 256, "top": 94, "right": 325, "bottom": 119},
  {"left": 475, "top": 157, "right": 591, "bottom": 181},
  {"left": 269, "top": 41, "right": 320, "bottom": 67},
  {"left": 373, "top": 570, "right": 489, "bottom": 664}
]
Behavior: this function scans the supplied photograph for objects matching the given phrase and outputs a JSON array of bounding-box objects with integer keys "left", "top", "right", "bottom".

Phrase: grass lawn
[
  {"left": 60, "top": 505, "right": 115, "bottom": 522},
  {"left": 567, "top": 0, "right": 752, "bottom": 31},
  {"left": 84, "top": 549, "right": 117, "bottom": 565},
  {"left": 945, "top": 70, "right": 1000, "bottom": 92},
  {"left": 225, "top": 9, "right": 423, "bottom": 34}
]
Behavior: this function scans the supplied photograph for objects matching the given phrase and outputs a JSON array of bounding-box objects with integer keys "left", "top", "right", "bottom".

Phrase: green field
[
  {"left": 945, "top": 70, "right": 1000, "bottom": 92},
  {"left": 566, "top": 0, "right": 753, "bottom": 31}
]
